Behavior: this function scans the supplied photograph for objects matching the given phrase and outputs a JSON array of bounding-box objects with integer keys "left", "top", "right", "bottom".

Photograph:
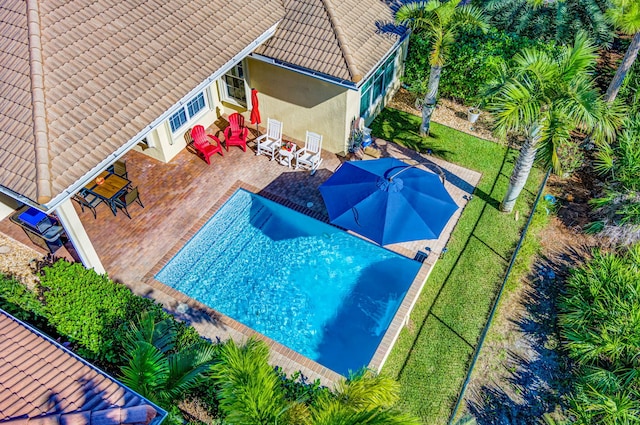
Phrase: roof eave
[
  {"left": 40, "top": 21, "right": 281, "bottom": 213},
  {"left": 249, "top": 53, "right": 358, "bottom": 90}
]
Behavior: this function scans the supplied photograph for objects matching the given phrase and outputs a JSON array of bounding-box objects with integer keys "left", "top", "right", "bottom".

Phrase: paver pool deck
[{"left": 0, "top": 134, "right": 480, "bottom": 387}]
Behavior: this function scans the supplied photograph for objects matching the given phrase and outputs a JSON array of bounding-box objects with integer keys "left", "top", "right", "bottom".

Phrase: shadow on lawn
[{"left": 464, "top": 247, "right": 592, "bottom": 423}]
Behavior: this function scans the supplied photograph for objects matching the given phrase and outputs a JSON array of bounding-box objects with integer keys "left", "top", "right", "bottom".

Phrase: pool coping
[{"left": 143, "top": 181, "right": 435, "bottom": 386}]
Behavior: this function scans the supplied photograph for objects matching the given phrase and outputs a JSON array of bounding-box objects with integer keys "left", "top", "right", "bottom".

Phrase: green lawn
[{"left": 371, "top": 108, "right": 544, "bottom": 424}]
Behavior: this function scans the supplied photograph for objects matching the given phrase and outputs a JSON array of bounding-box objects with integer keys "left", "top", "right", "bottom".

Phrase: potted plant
[{"left": 467, "top": 105, "right": 480, "bottom": 131}]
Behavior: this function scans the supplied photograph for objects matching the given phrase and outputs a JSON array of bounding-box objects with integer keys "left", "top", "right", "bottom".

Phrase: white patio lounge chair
[
  {"left": 295, "top": 131, "right": 323, "bottom": 173},
  {"left": 255, "top": 118, "right": 283, "bottom": 160}
]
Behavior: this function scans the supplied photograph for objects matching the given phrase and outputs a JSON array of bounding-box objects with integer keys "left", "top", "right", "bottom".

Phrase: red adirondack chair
[
  {"left": 190, "top": 125, "right": 223, "bottom": 164},
  {"left": 223, "top": 113, "right": 249, "bottom": 152}
]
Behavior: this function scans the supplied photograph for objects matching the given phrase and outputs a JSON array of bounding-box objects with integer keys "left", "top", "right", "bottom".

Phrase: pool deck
[{"left": 0, "top": 134, "right": 481, "bottom": 388}]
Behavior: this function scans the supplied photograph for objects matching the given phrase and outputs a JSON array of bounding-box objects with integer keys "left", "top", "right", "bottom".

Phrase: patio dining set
[
  {"left": 72, "top": 160, "right": 144, "bottom": 219},
  {"left": 191, "top": 113, "right": 324, "bottom": 173}
]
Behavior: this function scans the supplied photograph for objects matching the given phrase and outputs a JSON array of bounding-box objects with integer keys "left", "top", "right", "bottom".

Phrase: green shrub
[
  {"left": 558, "top": 245, "right": 640, "bottom": 423},
  {"left": 403, "top": 27, "right": 561, "bottom": 105},
  {"left": 483, "top": 0, "right": 612, "bottom": 47},
  {"left": 0, "top": 274, "right": 44, "bottom": 319},
  {"left": 38, "top": 260, "right": 158, "bottom": 363}
]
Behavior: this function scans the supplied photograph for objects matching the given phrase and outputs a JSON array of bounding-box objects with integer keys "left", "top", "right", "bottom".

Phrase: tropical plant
[
  {"left": 589, "top": 114, "right": 640, "bottom": 244},
  {"left": 484, "top": 32, "right": 621, "bottom": 212},
  {"left": 603, "top": 0, "right": 640, "bottom": 103},
  {"left": 558, "top": 245, "right": 640, "bottom": 423},
  {"left": 211, "top": 338, "right": 420, "bottom": 425},
  {"left": 305, "top": 369, "right": 421, "bottom": 425},
  {"left": 484, "top": 0, "right": 613, "bottom": 47},
  {"left": 404, "top": 26, "right": 562, "bottom": 104},
  {"left": 119, "top": 311, "right": 218, "bottom": 408},
  {"left": 212, "top": 338, "right": 295, "bottom": 424},
  {"left": 395, "top": 0, "right": 488, "bottom": 136}
]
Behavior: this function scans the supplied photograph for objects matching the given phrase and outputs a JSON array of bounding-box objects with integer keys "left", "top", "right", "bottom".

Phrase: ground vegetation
[
  {"left": 482, "top": 0, "right": 613, "bottom": 47},
  {"left": 558, "top": 245, "right": 640, "bottom": 423},
  {"left": 395, "top": 0, "right": 488, "bottom": 136}
]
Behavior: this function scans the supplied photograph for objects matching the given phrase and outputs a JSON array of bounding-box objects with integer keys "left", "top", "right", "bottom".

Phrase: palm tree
[
  {"left": 211, "top": 338, "right": 295, "bottom": 424},
  {"left": 395, "top": 0, "right": 488, "bottom": 137},
  {"left": 211, "top": 339, "right": 420, "bottom": 425},
  {"left": 119, "top": 312, "right": 218, "bottom": 408},
  {"left": 603, "top": 0, "right": 640, "bottom": 103},
  {"left": 306, "top": 369, "right": 421, "bottom": 425},
  {"left": 485, "top": 32, "right": 620, "bottom": 212}
]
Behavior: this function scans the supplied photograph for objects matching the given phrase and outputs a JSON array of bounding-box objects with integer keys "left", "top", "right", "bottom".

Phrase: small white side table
[{"left": 278, "top": 145, "right": 297, "bottom": 168}]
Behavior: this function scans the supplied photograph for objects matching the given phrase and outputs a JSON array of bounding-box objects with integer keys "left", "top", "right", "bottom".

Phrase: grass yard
[{"left": 371, "top": 108, "right": 545, "bottom": 424}]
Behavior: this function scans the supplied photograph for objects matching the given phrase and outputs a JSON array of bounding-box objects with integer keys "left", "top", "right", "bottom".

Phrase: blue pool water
[{"left": 156, "top": 189, "right": 421, "bottom": 375}]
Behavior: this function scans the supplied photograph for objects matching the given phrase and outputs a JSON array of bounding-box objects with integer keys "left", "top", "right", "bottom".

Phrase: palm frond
[
  {"left": 119, "top": 341, "right": 169, "bottom": 403},
  {"left": 487, "top": 78, "right": 541, "bottom": 137},
  {"left": 395, "top": 1, "right": 440, "bottom": 31},
  {"left": 559, "top": 32, "right": 598, "bottom": 76},
  {"left": 124, "top": 311, "right": 176, "bottom": 353},
  {"left": 212, "top": 338, "right": 287, "bottom": 425},
  {"left": 161, "top": 341, "right": 218, "bottom": 402},
  {"left": 593, "top": 142, "right": 615, "bottom": 176},
  {"left": 606, "top": 0, "right": 640, "bottom": 35},
  {"left": 334, "top": 369, "right": 401, "bottom": 410}
]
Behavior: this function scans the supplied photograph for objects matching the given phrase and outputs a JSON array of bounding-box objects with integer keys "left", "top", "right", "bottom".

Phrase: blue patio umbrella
[{"left": 319, "top": 158, "right": 458, "bottom": 245}]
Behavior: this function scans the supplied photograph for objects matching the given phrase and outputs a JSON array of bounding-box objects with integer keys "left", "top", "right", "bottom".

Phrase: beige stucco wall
[
  {"left": 131, "top": 36, "right": 409, "bottom": 163},
  {"left": 247, "top": 58, "right": 352, "bottom": 154},
  {"left": 131, "top": 84, "right": 223, "bottom": 163}
]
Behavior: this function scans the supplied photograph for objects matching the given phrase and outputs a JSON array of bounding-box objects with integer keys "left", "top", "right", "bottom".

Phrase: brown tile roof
[
  {"left": 0, "top": 310, "right": 165, "bottom": 425},
  {"left": 0, "top": 0, "right": 285, "bottom": 205},
  {"left": 255, "top": 0, "right": 405, "bottom": 83}
]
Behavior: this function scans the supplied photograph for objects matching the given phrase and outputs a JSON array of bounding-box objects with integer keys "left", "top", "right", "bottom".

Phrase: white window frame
[
  {"left": 168, "top": 91, "right": 208, "bottom": 134},
  {"left": 218, "top": 61, "right": 250, "bottom": 108}
]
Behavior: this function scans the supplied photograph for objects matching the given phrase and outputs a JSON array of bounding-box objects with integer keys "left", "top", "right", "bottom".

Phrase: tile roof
[
  {"left": 256, "top": 0, "right": 405, "bottom": 83},
  {"left": 0, "top": 0, "right": 285, "bottom": 205},
  {"left": 0, "top": 309, "right": 165, "bottom": 425}
]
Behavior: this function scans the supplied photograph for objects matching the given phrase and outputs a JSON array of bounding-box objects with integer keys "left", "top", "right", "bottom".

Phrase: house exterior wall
[
  {"left": 130, "top": 84, "right": 223, "bottom": 163},
  {"left": 246, "top": 58, "right": 352, "bottom": 154},
  {"left": 127, "top": 36, "right": 409, "bottom": 164},
  {"left": 360, "top": 39, "right": 409, "bottom": 128}
]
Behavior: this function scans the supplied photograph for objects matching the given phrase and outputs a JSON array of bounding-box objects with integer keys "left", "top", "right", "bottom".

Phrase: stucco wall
[
  {"left": 247, "top": 59, "right": 352, "bottom": 154},
  {"left": 132, "top": 84, "right": 222, "bottom": 163}
]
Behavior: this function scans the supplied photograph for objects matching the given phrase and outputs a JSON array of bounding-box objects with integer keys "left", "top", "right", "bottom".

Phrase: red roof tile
[{"left": 0, "top": 310, "right": 165, "bottom": 425}]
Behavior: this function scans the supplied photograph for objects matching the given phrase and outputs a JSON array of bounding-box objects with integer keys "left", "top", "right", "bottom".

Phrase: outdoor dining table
[{"left": 84, "top": 170, "right": 131, "bottom": 215}]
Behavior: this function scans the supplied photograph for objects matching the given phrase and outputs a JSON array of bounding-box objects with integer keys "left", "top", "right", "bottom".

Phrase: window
[
  {"left": 359, "top": 80, "right": 372, "bottom": 117},
  {"left": 359, "top": 52, "right": 398, "bottom": 117},
  {"left": 168, "top": 92, "right": 207, "bottom": 133},
  {"left": 221, "top": 63, "right": 247, "bottom": 105}
]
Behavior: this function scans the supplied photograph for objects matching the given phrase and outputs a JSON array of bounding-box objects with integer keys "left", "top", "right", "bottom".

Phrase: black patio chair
[
  {"left": 72, "top": 190, "right": 104, "bottom": 218},
  {"left": 114, "top": 186, "right": 144, "bottom": 219}
]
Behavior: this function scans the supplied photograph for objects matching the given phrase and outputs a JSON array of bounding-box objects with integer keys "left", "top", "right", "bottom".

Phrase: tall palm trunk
[
  {"left": 500, "top": 125, "right": 541, "bottom": 213},
  {"left": 604, "top": 32, "right": 640, "bottom": 103},
  {"left": 420, "top": 65, "right": 442, "bottom": 136}
]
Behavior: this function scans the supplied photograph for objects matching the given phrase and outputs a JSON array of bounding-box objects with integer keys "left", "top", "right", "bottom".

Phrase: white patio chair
[
  {"left": 255, "top": 118, "right": 283, "bottom": 160},
  {"left": 295, "top": 131, "right": 323, "bottom": 173}
]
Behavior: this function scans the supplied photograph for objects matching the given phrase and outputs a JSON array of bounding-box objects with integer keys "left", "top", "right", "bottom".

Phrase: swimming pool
[{"left": 156, "top": 189, "right": 421, "bottom": 375}]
